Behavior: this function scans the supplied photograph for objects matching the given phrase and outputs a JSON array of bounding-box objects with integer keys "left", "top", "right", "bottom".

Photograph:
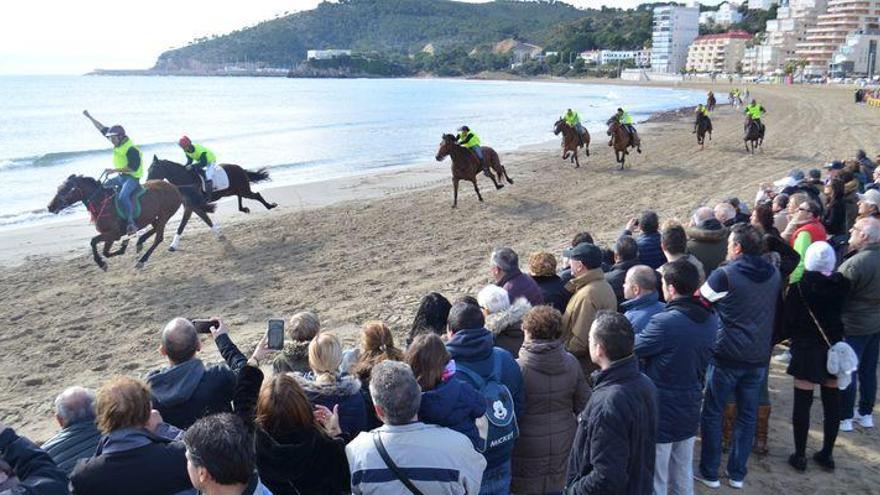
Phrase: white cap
[
  {"left": 804, "top": 241, "right": 836, "bottom": 275},
  {"left": 858, "top": 188, "right": 880, "bottom": 208}
]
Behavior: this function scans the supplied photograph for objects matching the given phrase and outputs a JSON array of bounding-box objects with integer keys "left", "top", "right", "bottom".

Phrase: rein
[{"left": 86, "top": 194, "right": 114, "bottom": 224}]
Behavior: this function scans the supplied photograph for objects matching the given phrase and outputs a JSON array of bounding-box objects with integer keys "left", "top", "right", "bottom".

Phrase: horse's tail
[
  {"left": 245, "top": 168, "right": 271, "bottom": 184},
  {"left": 487, "top": 148, "right": 513, "bottom": 185},
  {"left": 178, "top": 186, "right": 217, "bottom": 213}
]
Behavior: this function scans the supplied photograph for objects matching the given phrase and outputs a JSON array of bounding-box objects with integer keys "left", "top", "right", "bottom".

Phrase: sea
[{"left": 0, "top": 76, "right": 704, "bottom": 229}]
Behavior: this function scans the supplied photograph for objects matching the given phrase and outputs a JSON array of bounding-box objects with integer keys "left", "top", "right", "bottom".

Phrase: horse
[
  {"left": 147, "top": 156, "right": 276, "bottom": 251},
  {"left": 744, "top": 119, "right": 763, "bottom": 153},
  {"left": 606, "top": 117, "right": 640, "bottom": 170},
  {"left": 435, "top": 134, "right": 513, "bottom": 208},
  {"left": 696, "top": 115, "right": 712, "bottom": 150},
  {"left": 553, "top": 118, "right": 590, "bottom": 168},
  {"left": 707, "top": 93, "right": 716, "bottom": 112},
  {"left": 47, "top": 175, "right": 183, "bottom": 270}
]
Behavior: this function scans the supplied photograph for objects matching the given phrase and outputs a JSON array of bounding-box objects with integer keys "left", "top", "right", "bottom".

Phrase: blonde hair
[
  {"left": 95, "top": 376, "right": 152, "bottom": 434},
  {"left": 308, "top": 332, "right": 343, "bottom": 385}
]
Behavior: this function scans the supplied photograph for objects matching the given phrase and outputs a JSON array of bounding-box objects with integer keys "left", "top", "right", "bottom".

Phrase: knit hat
[{"left": 804, "top": 241, "right": 836, "bottom": 276}]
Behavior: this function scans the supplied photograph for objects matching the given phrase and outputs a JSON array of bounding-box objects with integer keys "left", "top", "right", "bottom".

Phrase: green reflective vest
[
  {"left": 185, "top": 143, "right": 217, "bottom": 166},
  {"left": 745, "top": 104, "right": 764, "bottom": 119},
  {"left": 565, "top": 111, "right": 580, "bottom": 126},
  {"left": 458, "top": 131, "right": 481, "bottom": 148},
  {"left": 113, "top": 138, "right": 143, "bottom": 179},
  {"left": 618, "top": 112, "right": 634, "bottom": 124}
]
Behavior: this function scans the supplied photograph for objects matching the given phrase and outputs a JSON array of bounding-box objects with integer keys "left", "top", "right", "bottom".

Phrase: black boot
[{"left": 481, "top": 161, "right": 492, "bottom": 179}]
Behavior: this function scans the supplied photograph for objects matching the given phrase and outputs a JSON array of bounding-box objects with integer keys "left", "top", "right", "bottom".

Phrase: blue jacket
[
  {"left": 41, "top": 420, "right": 101, "bottom": 475},
  {"left": 418, "top": 375, "right": 487, "bottom": 449},
  {"left": 700, "top": 254, "right": 781, "bottom": 368},
  {"left": 295, "top": 373, "right": 368, "bottom": 443},
  {"left": 446, "top": 327, "right": 526, "bottom": 469},
  {"left": 0, "top": 428, "right": 69, "bottom": 495},
  {"left": 635, "top": 297, "right": 717, "bottom": 443},
  {"left": 622, "top": 230, "right": 666, "bottom": 270},
  {"left": 621, "top": 291, "right": 665, "bottom": 334}
]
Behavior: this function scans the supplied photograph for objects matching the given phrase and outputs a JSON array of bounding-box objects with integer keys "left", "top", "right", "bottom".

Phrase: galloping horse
[
  {"left": 696, "top": 115, "right": 713, "bottom": 150},
  {"left": 435, "top": 134, "right": 513, "bottom": 208},
  {"left": 553, "top": 118, "right": 590, "bottom": 168},
  {"left": 47, "top": 175, "right": 183, "bottom": 270},
  {"left": 606, "top": 117, "right": 639, "bottom": 170},
  {"left": 744, "top": 120, "right": 763, "bottom": 153},
  {"left": 707, "top": 93, "right": 717, "bottom": 112}
]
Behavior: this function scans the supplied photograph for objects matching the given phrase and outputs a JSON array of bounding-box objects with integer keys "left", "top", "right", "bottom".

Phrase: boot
[
  {"left": 481, "top": 161, "right": 492, "bottom": 179},
  {"left": 126, "top": 221, "right": 138, "bottom": 236},
  {"left": 753, "top": 405, "right": 771, "bottom": 455},
  {"left": 722, "top": 403, "right": 737, "bottom": 452},
  {"left": 204, "top": 180, "right": 214, "bottom": 201}
]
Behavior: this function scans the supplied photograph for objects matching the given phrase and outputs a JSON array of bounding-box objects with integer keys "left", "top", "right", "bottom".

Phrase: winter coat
[
  {"left": 604, "top": 259, "right": 640, "bottom": 305},
  {"left": 485, "top": 297, "right": 532, "bottom": 358},
  {"left": 446, "top": 327, "right": 525, "bottom": 470},
  {"left": 784, "top": 271, "right": 850, "bottom": 349},
  {"left": 844, "top": 181, "right": 860, "bottom": 230},
  {"left": 634, "top": 297, "right": 718, "bottom": 443},
  {"left": 620, "top": 231, "right": 666, "bottom": 270},
  {"left": 0, "top": 428, "right": 68, "bottom": 495},
  {"left": 532, "top": 274, "right": 571, "bottom": 313},
  {"left": 565, "top": 355, "right": 657, "bottom": 495},
  {"left": 562, "top": 269, "right": 617, "bottom": 374},
  {"left": 271, "top": 340, "right": 311, "bottom": 374},
  {"left": 621, "top": 292, "right": 666, "bottom": 335},
  {"left": 687, "top": 220, "right": 730, "bottom": 276},
  {"left": 41, "top": 420, "right": 101, "bottom": 475},
  {"left": 823, "top": 199, "right": 848, "bottom": 237},
  {"left": 418, "top": 376, "right": 486, "bottom": 449},
  {"left": 511, "top": 339, "right": 590, "bottom": 494},
  {"left": 295, "top": 373, "right": 368, "bottom": 442},
  {"left": 700, "top": 254, "right": 782, "bottom": 368},
  {"left": 838, "top": 244, "right": 880, "bottom": 336},
  {"left": 498, "top": 270, "right": 545, "bottom": 307}
]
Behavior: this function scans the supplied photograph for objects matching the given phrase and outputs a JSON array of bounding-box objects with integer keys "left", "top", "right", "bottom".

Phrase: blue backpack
[{"left": 455, "top": 349, "right": 519, "bottom": 454}]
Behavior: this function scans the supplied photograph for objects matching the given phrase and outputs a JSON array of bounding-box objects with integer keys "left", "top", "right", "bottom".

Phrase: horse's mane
[
  {"left": 153, "top": 157, "right": 185, "bottom": 168},
  {"left": 73, "top": 175, "right": 100, "bottom": 188},
  {"left": 441, "top": 133, "right": 456, "bottom": 141}
]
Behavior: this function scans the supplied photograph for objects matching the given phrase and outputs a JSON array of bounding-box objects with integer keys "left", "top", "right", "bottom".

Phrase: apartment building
[
  {"left": 797, "top": 0, "right": 880, "bottom": 74},
  {"left": 686, "top": 30, "right": 753, "bottom": 73},
  {"left": 652, "top": 5, "right": 700, "bottom": 73}
]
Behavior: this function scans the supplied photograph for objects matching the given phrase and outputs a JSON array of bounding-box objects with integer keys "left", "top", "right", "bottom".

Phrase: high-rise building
[
  {"left": 651, "top": 5, "right": 700, "bottom": 73},
  {"left": 796, "top": 0, "right": 880, "bottom": 74},
  {"left": 686, "top": 31, "right": 753, "bottom": 73},
  {"left": 743, "top": 0, "right": 828, "bottom": 73},
  {"left": 830, "top": 29, "right": 880, "bottom": 74}
]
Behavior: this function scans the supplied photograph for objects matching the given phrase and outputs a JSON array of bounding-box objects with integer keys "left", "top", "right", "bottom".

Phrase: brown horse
[
  {"left": 696, "top": 114, "right": 713, "bottom": 150},
  {"left": 606, "top": 118, "right": 639, "bottom": 170},
  {"left": 553, "top": 119, "right": 590, "bottom": 168},
  {"left": 47, "top": 175, "right": 182, "bottom": 270},
  {"left": 744, "top": 119, "right": 763, "bottom": 153},
  {"left": 707, "top": 93, "right": 717, "bottom": 112},
  {"left": 435, "top": 134, "right": 513, "bottom": 208}
]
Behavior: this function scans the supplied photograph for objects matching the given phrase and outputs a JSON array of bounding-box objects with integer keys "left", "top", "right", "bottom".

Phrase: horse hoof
[
  {"left": 242, "top": 208, "right": 251, "bottom": 214},
  {"left": 135, "top": 262, "right": 144, "bottom": 270},
  {"left": 99, "top": 264, "right": 108, "bottom": 272},
  {"left": 168, "top": 246, "right": 176, "bottom": 252},
  {"left": 268, "top": 203, "right": 277, "bottom": 210},
  {"left": 217, "top": 234, "right": 226, "bottom": 241},
  {"left": 496, "top": 185, "right": 503, "bottom": 190}
]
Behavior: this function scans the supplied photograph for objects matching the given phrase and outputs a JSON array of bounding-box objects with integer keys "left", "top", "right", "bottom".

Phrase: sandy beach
[{"left": 1, "top": 81, "right": 878, "bottom": 493}]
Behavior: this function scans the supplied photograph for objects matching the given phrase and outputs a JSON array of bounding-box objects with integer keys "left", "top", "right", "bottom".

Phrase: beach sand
[{"left": 1, "top": 81, "right": 878, "bottom": 493}]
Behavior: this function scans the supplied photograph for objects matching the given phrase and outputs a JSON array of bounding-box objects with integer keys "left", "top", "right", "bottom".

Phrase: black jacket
[
  {"left": 40, "top": 420, "right": 101, "bottom": 475},
  {"left": 823, "top": 200, "right": 848, "bottom": 237},
  {"left": 533, "top": 274, "right": 572, "bottom": 313},
  {"left": 604, "top": 259, "right": 640, "bottom": 305},
  {"left": 0, "top": 428, "right": 68, "bottom": 495},
  {"left": 783, "top": 271, "right": 850, "bottom": 349},
  {"left": 565, "top": 355, "right": 657, "bottom": 495}
]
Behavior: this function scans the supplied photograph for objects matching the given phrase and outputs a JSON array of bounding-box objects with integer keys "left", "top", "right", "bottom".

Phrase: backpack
[{"left": 455, "top": 348, "right": 519, "bottom": 454}]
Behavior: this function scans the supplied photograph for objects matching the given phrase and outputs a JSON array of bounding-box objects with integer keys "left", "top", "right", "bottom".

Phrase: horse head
[
  {"left": 553, "top": 118, "right": 565, "bottom": 136},
  {"left": 47, "top": 174, "right": 99, "bottom": 213},
  {"left": 436, "top": 134, "right": 457, "bottom": 161},
  {"left": 606, "top": 117, "right": 619, "bottom": 136}
]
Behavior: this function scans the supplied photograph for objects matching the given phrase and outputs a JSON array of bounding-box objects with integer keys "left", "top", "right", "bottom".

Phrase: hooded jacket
[
  {"left": 418, "top": 376, "right": 487, "bottom": 449},
  {"left": 532, "top": 274, "right": 571, "bottom": 313},
  {"left": 271, "top": 340, "right": 311, "bottom": 374},
  {"left": 498, "top": 270, "right": 545, "bottom": 307},
  {"left": 255, "top": 426, "right": 350, "bottom": 495},
  {"left": 485, "top": 297, "right": 532, "bottom": 358},
  {"left": 621, "top": 291, "right": 665, "bottom": 335},
  {"left": 446, "top": 327, "right": 525, "bottom": 470},
  {"left": 562, "top": 269, "right": 617, "bottom": 373},
  {"left": 146, "top": 353, "right": 236, "bottom": 430},
  {"left": 700, "top": 254, "right": 782, "bottom": 368},
  {"left": 0, "top": 428, "right": 68, "bottom": 495},
  {"left": 687, "top": 220, "right": 730, "bottom": 275},
  {"left": 635, "top": 297, "right": 718, "bottom": 443},
  {"left": 294, "top": 373, "right": 368, "bottom": 442},
  {"left": 511, "top": 339, "right": 590, "bottom": 494}
]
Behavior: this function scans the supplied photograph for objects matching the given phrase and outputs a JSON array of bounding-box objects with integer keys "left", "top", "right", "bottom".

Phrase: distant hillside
[
  {"left": 154, "top": 0, "right": 587, "bottom": 71},
  {"left": 544, "top": 5, "right": 656, "bottom": 53}
]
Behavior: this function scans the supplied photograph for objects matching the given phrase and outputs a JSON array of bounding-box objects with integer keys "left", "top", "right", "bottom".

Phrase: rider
[
  {"left": 744, "top": 98, "right": 766, "bottom": 134},
  {"left": 82, "top": 110, "right": 143, "bottom": 235},
  {"left": 564, "top": 108, "right": 586, "bottom": 145},
  {"left": 456, "top": 125, "right": 491, "bottom": 178},
  {"left": 693, "top": 103, "right": 711, "bottom": 133},
  {"left": 178, "top": 136, "right": 217, "bottom": 199},
  {"left": 613, "top": 108, "right": 639, "bottom": 147}
]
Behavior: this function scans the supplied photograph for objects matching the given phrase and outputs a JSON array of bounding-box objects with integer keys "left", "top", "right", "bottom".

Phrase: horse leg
[
  {"left": 246, "top": 191, "right": 277, "bottom": 210},
  {"left": 472, "top": 179, "right": 484, "bottom": 202},
  {"left": 136, "top": 228, "right": 156, "bottom": 253},
  {"left": 103, "top": 239, "right": 129, "bottom": 258},
  {"left": 237, "top": 195, "right": 250, "bottom": 214},
  {"left": 487, "top": 171, "right": 502, "bottom": 190},
  {"left": 170, "top": 208, "right": 192, "bottom": 252},
  {"left": 452, "top": 178, "right": 460, "bottom": 208},
  {"left": 136, "top": 221, "right": 166, "bottom": 269},
  {"left": 573, "top": 148, "right": 580, "bottom": 168},
  {"left": 90, "top": 235, "right": 108, "bottom": 271},
  {"left": 193, "top": 209, "right": 222, "bottom": 240}
]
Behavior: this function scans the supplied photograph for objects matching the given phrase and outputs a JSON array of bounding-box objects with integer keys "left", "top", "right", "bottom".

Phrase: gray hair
[
  {"left": 626, "top": 265, "right": 657, "bottom": 292},
  {"left": 490, "top": 247, "right": 520, "bottom": 273},
  {"left": 477, "top": 285, "right": 510, "bottom": 314},
  {"left": 692, "top": 206, "right": 714, "bottom": 225},
  {"left": 162, "top": 317, "right": 199, "bottom": 364},
  {"left": 714, "top": 203, "right": 736, "bottom": 223},
  {"left": 860, "top": 217, "right": 880, "bottom": 243},
  {"left": 54, "top": 386, "right": 96, "bottom": 425},
  {"left": 369, "top": 361, "right": 421, "bottom": 425}
]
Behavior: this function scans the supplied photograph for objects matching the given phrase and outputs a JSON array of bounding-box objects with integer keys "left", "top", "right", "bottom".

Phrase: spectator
[
  {"left": 561, "top": 242, "right": 617, "bottom": 377},
  {"left": 272, "top": 311, "right": 320, "bottom": 374},
  {"left": 727, "top": 197, "right": 751, "bottom": 224},
  {"left": 635, "top": 259, "right": 717, "bottom": 495},
  {"left": 41, "top": 386, "right": 101, "bottom": 475},
  {"left": 687, "top": 206, "right": 730, "bottom": 275},
  {"left": 622, "top": 210, "right": 666, "bottom": 269},
  {"left": 70, "top": 376, "right": 193, "bottom": 495},
  {"left": 823, "top": 178, "right": 848, "bottom": 237},
  {"left": 783, "top": 242, "right": 850, "bottom": 471},
  {"left": 182, "top": 413, "right": 272, "bottom": 495},
  {"left": 837, "top": 217, "right": 880, "bottom": 432},
  {"left": 604, "top": 235, "right": 640, "bottom": 304},
  {"left": 146, "top": 317, "right": 237, "bottom": 429},
  {"left": 783, "top": 200, "right": 827, "bottom": 284},
  {"left": 752, "top": 203, "right": 801, "bottom": 281},
  {"left": 621, "top": 265, "right": 665, "bottom": 335},
  {"left": 714, "top": 202, "right": 738, "bottom": 228},
  {"left": 490, "top": 247, "right": 544, "bottom": 307},
  {"left": 773, "top": 193, "right": 790, "bottom": 233},
  {"left": 0, "top": 422, "right": 68, "bottom": 495},
  {"left": 479, "top": 285, "right": 531, "bottom": 358},
  {"left": 405, "top": 333, "right": 486, "bottom": 448},
  {"left": 296, "top": 332, "right": 368, "bottom": 442},
  {"left": 866, "top": 167, "right": 880, "bottom": 192},
  {"left": 840, "top": 169, "right": 860, "bottom": 227},
  {"left": 824, "top": 160, "right": 844, "bottom": 182},
  {"left": 345, "top": 321, "right": 405, "bottom": 429},
  {"left": 512, "top": 306, "right": 590, "bottom": 495},
  {"left": 857, "top": 188, "right": 880, "bottom": 220},
  {"left": 856, "top": 149, "right": 876, "bottom": 179},
  {"left": 527, "top": 251, "right": 571, "bottom": 312},
  {"left": 659, "top": 222, "right": 706, "bottom": 284},
  {"left": 560, "top": 232, "right": 597, "bottom": 284},
  {"left": 346, "top": 361, "right": 486, "bottom": 494},
  {"left": 697, "top": 224, "right": 782, "bottom": 490},
  {"left": 565, "top": 311, "right": 657, "bottom": 495},
  {"left": 445, "top": 301, "right": 525, "bottom": 494},
  {"left": 406, "top": 292, "right": 452, "bottom": 346}
]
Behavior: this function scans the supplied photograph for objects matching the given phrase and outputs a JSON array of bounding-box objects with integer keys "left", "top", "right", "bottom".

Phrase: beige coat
[{"left": 562, "top": 269, "right": 617, "bottom": 374}]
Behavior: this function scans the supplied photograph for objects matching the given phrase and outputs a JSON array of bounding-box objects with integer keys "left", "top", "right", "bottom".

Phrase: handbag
[
  {"left": 372, "top": 432, "right": 425, "bottom": 495},
  {"left": 798, "top": 284, "right": 854, "bottom": 374}
]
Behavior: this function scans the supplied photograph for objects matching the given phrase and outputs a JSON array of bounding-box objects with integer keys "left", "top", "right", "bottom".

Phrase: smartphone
[
  {"left": 267, "top": 319, "right": 285, "bottom": 350},
  {"left": 192, "top": 319, "right": 219, "bottom": 334}
]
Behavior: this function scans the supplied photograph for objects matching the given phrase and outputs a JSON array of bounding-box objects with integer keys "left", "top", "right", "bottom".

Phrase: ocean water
[{"left": 0, "top": 76, "right": 703, "bottom": 229}]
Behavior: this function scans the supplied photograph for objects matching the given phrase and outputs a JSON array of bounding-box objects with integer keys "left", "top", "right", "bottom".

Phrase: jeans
[
  {"left": 842, "top": 333, "right": 880, "bottom": 419},
  {"left": 655, "top": 437, "right": 695, "bottom": 495},
  {"left": 699, "top": 364, "right": 765, "bottom": 483},
  {"left": 471, "top": 145, "right": 484, "bottom": 161},
  {"left": 480, "top": 460, "right": 511, "bottom": 495},
  {"left": 105, "top": 174, "right": 139, "bottom": 222}
]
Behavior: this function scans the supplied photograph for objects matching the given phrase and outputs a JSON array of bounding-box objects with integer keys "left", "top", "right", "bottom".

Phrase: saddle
[{"left": 105, "top": 184, "right": 146, "bottom": 220}]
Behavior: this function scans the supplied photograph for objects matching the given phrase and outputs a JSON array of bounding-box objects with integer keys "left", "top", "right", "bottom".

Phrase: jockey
[
  {"left": 744, "top": 99, "right": 766, "bottom": 133},
  {"left": 693, "top": 104, "right": 710, "bottom": 133},
  {"left": 83, "top": 110, "right": 143, "bottom": 235},
  {"left": 564, "top": 108, "right": 586, "bottom": 145},
  {"left": 456, "top": 126, "right": 491, "bottom": 178},
  {"left": 614, "top": 108, "right": 639, "bottom": 145},
  {"left": 179, "top": 136, "right": 217, "bottom": 199}
]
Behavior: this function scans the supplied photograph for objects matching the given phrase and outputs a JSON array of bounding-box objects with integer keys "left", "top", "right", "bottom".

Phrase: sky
[{"left": 0, "top": 0, "right": 721, "bottom": 75}]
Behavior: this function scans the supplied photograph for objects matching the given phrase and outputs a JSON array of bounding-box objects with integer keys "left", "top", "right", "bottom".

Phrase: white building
[
  {"left": 797, "top": 0, "right": 880, "bottom": 75},
  {"left": 579, "top": 49, "right": 652, "bottom": 66},
  {"left": 700, "top": 2, "right": 745, "bottom": 27},
  {"left": 306, "top": 49, "right": 352, "bottom": 61},
  {"left": 652, "top": 5, "right": 701, "bottom": 73},
  {"left": 830, "top": 29, "right": 880, "bottom": 74},
  {"left": 749, "top": 0, "right": 779, "bottom": 10},
  {"left": 742, "top": 0, "right": 828, "bottom": 74}
]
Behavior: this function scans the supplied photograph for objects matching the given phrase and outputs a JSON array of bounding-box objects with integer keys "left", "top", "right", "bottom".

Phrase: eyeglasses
[{"left": 798, "top": 207, "right": 811, "bottom": 213}]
